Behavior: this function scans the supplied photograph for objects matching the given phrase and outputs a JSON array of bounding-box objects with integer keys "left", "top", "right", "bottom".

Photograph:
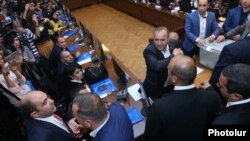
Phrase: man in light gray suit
[{"left": 217, "top": 14, "right": 250, "bottom": 42}]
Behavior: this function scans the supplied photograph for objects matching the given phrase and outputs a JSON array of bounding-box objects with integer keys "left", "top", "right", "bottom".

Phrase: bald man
[
  {"left": 144, "top": 55, "right": 222, "bottom": 141},
  {"left": 19, "top": 91, "right": 82, "bottom": 141}
]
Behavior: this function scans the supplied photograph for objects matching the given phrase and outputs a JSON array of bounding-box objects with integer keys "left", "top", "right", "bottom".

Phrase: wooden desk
[
  {"left": 61, "top": 0, "right": 99, "bottom": 10},
  {"left": 103, "top": 0, "right": 185, "bottom": 31},
  {"left": 63, "top": 26, "right": 146, "bottom": 139}
]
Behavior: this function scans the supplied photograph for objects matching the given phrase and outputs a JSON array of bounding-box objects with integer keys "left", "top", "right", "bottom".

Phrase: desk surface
[{"left": 103, "top": 0, "right": 185, "bottom": 31}]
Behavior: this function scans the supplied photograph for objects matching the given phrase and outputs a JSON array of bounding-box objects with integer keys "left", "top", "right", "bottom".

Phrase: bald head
[
  {"left": 169, "top": 32, "right": 179, "bottom": 41},
  {"left": 20, "top": 91, "right": 56, "bottom": 118},
  {"left": 60, "top": 50, "right": 73, "bottom": 64},
  {"left": 168, "top": 56, "right": 197, "bottom": 85}
]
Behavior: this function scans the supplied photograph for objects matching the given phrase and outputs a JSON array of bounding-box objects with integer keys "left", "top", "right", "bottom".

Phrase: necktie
[{"left": 53, "top": 114, "right": 73, "bottom": 134}]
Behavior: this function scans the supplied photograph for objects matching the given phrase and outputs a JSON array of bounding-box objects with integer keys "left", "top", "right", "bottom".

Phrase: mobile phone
[{"left": 117, "top": 89, "right": 128, "bottom": 100}]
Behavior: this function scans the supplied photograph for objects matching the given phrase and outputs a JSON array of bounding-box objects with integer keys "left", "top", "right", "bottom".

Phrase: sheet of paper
[
  {"left": 128, "top": 83, "right": 142, "bottom": 101},
  {"left": 196, "top": 66, "right": 204, "bottom": 74}
]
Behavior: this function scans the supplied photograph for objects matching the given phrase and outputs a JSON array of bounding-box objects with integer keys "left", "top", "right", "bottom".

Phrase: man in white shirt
[
  {"left": 183, "top": 0, "right": 220, "bottom": 57},
  {"left": 142, "top": 26, "right": 183, "bottom": 100}
]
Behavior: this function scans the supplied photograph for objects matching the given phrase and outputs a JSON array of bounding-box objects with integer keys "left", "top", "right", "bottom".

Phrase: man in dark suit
[
  {"left": 212, "top": 64, "right": 250, "bottom": 124},
  {"left": 19, "top": 90, "right": 83, "bottom": 141},
  {"left": 222, "top": 0, "right": 250, "bottom": 33},
  {"left": 216, "top": 14, "right": 250, "bottom": 42},
  {"left": 49, "top": 36, "right": 68, "bottom": 69},
  {"left": 183, "top": 0, "right": 220, "bottom": 57},
  {"left": 72, "top": 93, "right": 134, "bottom": 141},
  {"left": 144, "top": 55, "right": 222, "bottom": 141},
  {"left": 209, "top": 36, "right": 250, "bottom": 88},
  {"left": 143, "top": 26, "right": 183, "bottom": 100}
]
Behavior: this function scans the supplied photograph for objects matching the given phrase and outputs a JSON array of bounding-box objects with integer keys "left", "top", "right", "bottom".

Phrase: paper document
[
  {"left": 196, "top": 66, "right": 204, "bottom": 74},
  {"left": 128, "top": 83, "right": 142, "bottom": 101},
  {"left": 202, "top": 39, "right": 234, "bottom": 52}
]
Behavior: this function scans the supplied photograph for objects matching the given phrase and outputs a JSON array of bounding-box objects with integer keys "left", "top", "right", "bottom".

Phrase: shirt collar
[
  {"left": 70, "top": 79, "right": 82, "bottom": 83},
  {"left": 226, "top": 97, "right": 250, "bottom": 107},
  {"left": 90, "top": 112, "right": 110, "bottom": 138},
  {"left": 198, "top": 12, "right": 207, "bottom": 19},
  {"left": 161, "top": 45, "right": 169, "bottom": 53},
  {"left": 174, "top": 84, "right": 195, "bottom": 90}
]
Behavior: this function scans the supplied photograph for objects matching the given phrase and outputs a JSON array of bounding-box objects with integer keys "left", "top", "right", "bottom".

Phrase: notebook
[
  {"left": 68, "top": 43, "right": 80, "bottom": 52},
  {"left": 127, "top": 107, "right": 144, "bottom": 125},
  {"left": 90, "top": 78, "right": 117, "bottom": 98},
  {"left": 77, "top": 52, "right": 92, "bottom": 65}
]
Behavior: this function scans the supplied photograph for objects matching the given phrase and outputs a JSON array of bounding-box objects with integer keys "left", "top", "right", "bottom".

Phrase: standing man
[
  {"left": 143, "top": 26, "right": 183, "bottom": 100},
  {"left": 212, "top": 64, "right": 250, "bottom": 124},
  {"left": 183, "top": 0, "right": 220, "bottom": 57},
  {"left": 144, "top": 55, "right": 221, "bottom": 141},
  {"left": 223, "top": 0, "right": 250, "bottom": 33},
  {"left": 72, "top": 93, "right": 134, "bottom": 141},
  {"left": 19, "top": 91, "right": 83, "bottom": 141},
  {"left": 209, "top": 36, "right": 250, "bottom": 88}
]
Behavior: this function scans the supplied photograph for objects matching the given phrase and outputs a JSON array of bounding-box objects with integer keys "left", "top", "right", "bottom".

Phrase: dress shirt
[
  {"left": 174, "top": 84, "right": 196, "bottom": 90},
  {"left": 199, "top": 12, "right": 207, "bottom": 39},
  {"left": 161, "top": 45, "right": 171, "bottom": 58},
  {"left": 70, "top": 79, "right": 83, "bottom": 83},
  {"left": 90, "top": 112, "right": 110, "bottom": 138},
  {"left": 226, "top": 97, "right": 250, "bottom": 108},
  {"left": 35, "top": 115, "right": 70, "bottom": 133}
]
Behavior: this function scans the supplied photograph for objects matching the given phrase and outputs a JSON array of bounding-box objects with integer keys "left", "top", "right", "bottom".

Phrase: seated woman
[
  {"left": 48, "top": 10, "right": 66, "bottom": 41},
  {"left": 63, "top": 62, "right": 90, "bottom": 103},
  {"left": 5, "top": 32, "right": 36, "bottom": 63},
  {"left": 0, "top": 52, "right": 31, "bottom": 106}
]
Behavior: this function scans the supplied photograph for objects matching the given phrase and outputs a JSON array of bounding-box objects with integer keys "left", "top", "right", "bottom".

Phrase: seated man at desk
[
  {"left": 183, "top": 0, "right": 220, "bottom": 57},
  {"left": 217, "top": 14, "right": 250, "bottom": 42}
]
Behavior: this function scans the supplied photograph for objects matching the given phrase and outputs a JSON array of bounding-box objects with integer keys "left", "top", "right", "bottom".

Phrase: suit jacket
[
  {"left": 213, "top": 102, "right": 250, "bottom": 124},
  {"left": 210, "top": 37, "right": 250, "bottom": 86},
  {"left": 142, "top": 42, "right": 176, "bottom": 98},
  {"left": 94, "top": 103, "right": 134, "bottom": 141},
  {"left": 224, "top": 24, "right": 249, "bottom": 40},
  {"left": 144, "top": 88, "right": 222, "bottom": 141},
  {"left": 222, "top": 6, "right": 244, "bottom": 33},
  {"left": 183, "top": 11, "right": 220, "bottom": 51},
  {"left": 26, "top": 118, "right": 77, "bottom": 141}
]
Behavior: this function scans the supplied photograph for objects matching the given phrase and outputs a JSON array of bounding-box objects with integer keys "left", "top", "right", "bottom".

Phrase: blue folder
[
  {"left": 127, "top": 107, "right": 144, "bottom": 125},
  {"left": 61, "top": 30, "right": 77, "bottom": 37},
  {"left": 68, "top": 44, "right": 80, "bottom": 52},
  {"left": 90, "top": 78, "right": 117, "bottom": 97}
]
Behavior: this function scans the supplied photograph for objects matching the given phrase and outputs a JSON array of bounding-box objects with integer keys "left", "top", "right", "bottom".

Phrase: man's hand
[
  {"left": 216, "top": 35, "right": 225, "bottom": 42},
  {"left": 209, "top": 34, "right": 216, "bottom": 42},
  {"left": 172, "top": 48, "right": 183, "bottom": 56},
  {"left": 198, "top": 82, "right": 211, "bottom": 89},
  {"left": 197, "top": 38, "right": 206, "bottom": 46},
  {"left": 232, "top": 34, "right": 241, "bottom": 41},
  {"left": 68, "top": 118, "right": 88, "bottom": 138}
]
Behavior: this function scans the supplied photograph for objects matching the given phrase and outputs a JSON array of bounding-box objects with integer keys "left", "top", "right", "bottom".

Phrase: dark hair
[
  {"left": 19, "top": 100, "right": 37, "bottom": 118},
  {"left": 222, "top": 64, "right": 250, "bottom": 99},
  {"left": 64, "top": 62, "right": 82, "bottom": 80},
  {"left": 73, "top": 93, "right": 107, "bottom": 122}
]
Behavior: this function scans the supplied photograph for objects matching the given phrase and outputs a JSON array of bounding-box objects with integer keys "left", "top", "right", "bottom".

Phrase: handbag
[{"left": 85, "top": 63, "right": 108, "bottom": 84}]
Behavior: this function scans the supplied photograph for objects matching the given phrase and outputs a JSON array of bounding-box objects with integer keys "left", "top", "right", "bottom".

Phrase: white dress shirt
[
  {"left": 161, "top": 45, "right": 171, "bottom": 58},
  {"left": 90, "top": 112, "right": 110, "bottom": 137},
  {"left": 226, "top": 97, "right": 250, "bottom": 108},
  {"left": 35, "top": 115, "right": 70, "bottom": 133}
]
